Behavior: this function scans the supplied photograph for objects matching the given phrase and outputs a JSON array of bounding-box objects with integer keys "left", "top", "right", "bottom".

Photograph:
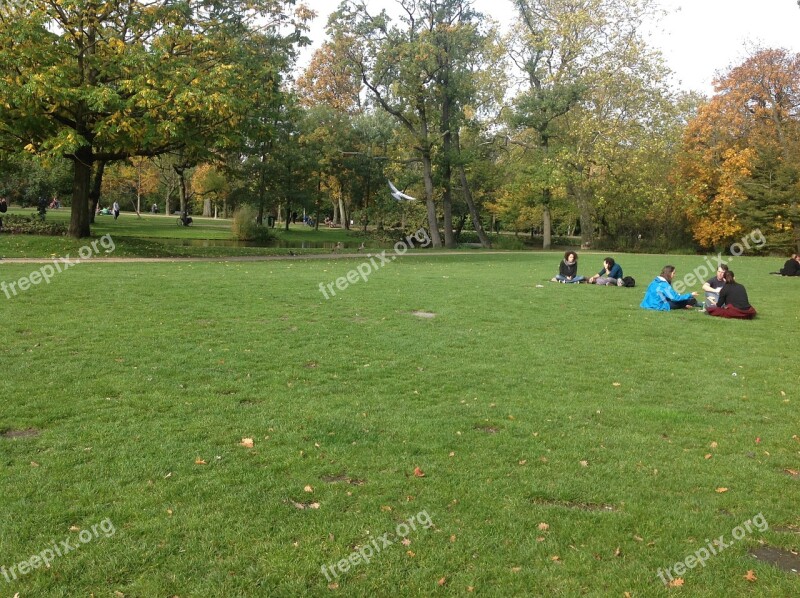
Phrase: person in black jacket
[
  {"left": 706, "top": 271, "right": 757, "bottom": 319},
  {"left": 778, "top": 254, "right": 800, "bottom": 276},
  {"left": 551, "top": 251, "right": 585, "bottom": 283}
]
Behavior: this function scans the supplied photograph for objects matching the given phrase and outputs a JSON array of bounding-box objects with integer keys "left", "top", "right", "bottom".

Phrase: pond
[{"left": 139, "top": 237, "right": 367, "bottom": 249}]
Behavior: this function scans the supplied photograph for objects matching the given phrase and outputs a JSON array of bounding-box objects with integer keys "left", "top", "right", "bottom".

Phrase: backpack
[
  {"left": 622, "top": 276, "right": 635, "bottom": 287},
  {"left": 0, "top": 201, "right": 6, "bottom": 213}
]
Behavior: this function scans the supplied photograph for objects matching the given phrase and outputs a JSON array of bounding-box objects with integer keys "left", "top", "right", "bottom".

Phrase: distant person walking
[
  {"left": 113, "top": 201, "right": 120, "bottom": 220},
  {"left": 0, "top": 197, "right": 7, "bottom": 230}
]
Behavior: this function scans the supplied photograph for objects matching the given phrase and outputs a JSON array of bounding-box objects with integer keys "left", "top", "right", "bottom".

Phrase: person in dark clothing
[
  {"left": 551, "top": 251, "right": 585, "bottom": 283},
  {"left": 777, "top": 254, "right": 800, "bottom": 276},
  {"left": 0, "top": 197, "right": 7, "bottom": 230},
  {"left": 706, "top": 271, "right": 756, "bottom": 319}
]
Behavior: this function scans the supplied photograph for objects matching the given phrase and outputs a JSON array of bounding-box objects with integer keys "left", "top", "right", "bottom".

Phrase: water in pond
[{"left": 139, "top": 237, "right": 365, "bottom": 249}]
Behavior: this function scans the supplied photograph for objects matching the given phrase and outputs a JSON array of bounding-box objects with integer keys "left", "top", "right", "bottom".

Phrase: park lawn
[
  {"left": 1, "top": 207, "right": 371, "bottom": 258},
  {"left": 0, "top": 251, "right": 798, "bottom": 597}
]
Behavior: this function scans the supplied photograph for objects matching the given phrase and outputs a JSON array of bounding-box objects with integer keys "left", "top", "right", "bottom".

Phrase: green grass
[
  {"left": 1, "top": 207, "right": 371, "bottom": 258},
  {"left": 1, "top": 252, "right": 798, "bottom": 596}
]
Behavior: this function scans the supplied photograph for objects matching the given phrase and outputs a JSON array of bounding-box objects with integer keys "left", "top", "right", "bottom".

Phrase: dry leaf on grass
[
  {"left": 715, "top": 487, "right": 729, "bottom": 493},
  {"left": 580, "top": 460, "right": 589, "bottom": 467},
  {"left": 328, "top": 582, "right": 339, "bottom": 589},
  {"left": 743, "top": 570, "right": 757, "bottom": 582},
  {"left": 406, "top": 550, "right": 415, "bottom": 557},
  {"left": 437, "top": 577, "right": 447, "bottom": 586},
  {"left": 710, "top": 441, "right": 718, "bottom": 449},
  {"left": 401, "top": 538, "right": 411, "bottom": 546},
  {"left": 704, "top": 454, "right": 712, "bottom": 459},
  {"left": 304, "top": 485, "right": 314, "bottom": 493},
  {"left": 413, "top": 466, "right": 426, "bottom": 477},
  {"left": 195, "top": 458, "right": 207, "bottom": 465},
  {"left": 538, "top": 522, "right": 549, "bottom": 531},
  {"left": 668, "top": 578, "right": 684, "bottom": 587},
  {"left": 239, "top": 437, "right": 254, "bottom": 448}
]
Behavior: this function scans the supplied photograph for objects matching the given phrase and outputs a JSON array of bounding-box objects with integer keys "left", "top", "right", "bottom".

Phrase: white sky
[{"left": 296, "top": 0, "right": 800, "bottom": 96}]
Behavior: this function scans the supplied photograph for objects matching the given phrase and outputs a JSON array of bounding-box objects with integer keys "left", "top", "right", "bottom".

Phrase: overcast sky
[{"left": 297, "top": 0, "right": 800, "bottom": 95}]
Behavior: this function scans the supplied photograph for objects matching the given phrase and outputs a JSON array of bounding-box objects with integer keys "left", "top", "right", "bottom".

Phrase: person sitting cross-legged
[
  {"left": 588, "top": 257, "right": 623, "bottom": 286},
  {"left": 640, "top": 265, "right": 699, "bottom": 311},
  {"left": 706, "top": 271, "right": 757, "bottom": 319},
  {"left": 551, "top": 251, "right": 585, "bottom": 283}
]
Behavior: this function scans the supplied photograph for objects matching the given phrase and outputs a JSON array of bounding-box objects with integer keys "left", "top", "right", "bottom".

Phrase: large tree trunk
[
  {"left": 68, "top": 146, "right": 92, "bottom": 238},
  {"left": 542, "top": 195, "right": 552, "bottom": 250},
  {"left": 339, "top": 196, "right": 348, "bottom": 230},
  {"left": 458, "top": 164, "right": 491, "bottom": 248},
  {"left": 88, "top": 160, "right": 106, "bottom": 224},
  {"left": 421, "top": 150, "right": 442, "bottom": 247}
]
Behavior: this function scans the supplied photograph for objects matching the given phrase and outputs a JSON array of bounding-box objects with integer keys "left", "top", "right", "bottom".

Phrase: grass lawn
[
  {"left": 1, "top": 207, "right": 371, "bottom": 258},
  {"left": 1, "top": 251, "right": 798, "bottom": 596}
]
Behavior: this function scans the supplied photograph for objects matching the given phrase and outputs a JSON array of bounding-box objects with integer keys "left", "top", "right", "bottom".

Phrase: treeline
[{"left": 0, "top": 1, "right": 797, "bottom": 252}]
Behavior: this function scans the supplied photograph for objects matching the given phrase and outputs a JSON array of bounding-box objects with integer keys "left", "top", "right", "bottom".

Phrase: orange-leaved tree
[{"left": 679, "top": 48, "right": 800, "bottom": 251}]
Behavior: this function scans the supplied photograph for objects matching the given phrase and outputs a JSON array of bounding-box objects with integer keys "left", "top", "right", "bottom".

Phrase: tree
[
  {"left": 680, "top": 48, "right": 800, "bottom": 251},
  {"left": 507, "top": 0, "right": 668, "bottom": 248},
  {"left": 0, "top": 0, "right": 309, "bottom": 237}
]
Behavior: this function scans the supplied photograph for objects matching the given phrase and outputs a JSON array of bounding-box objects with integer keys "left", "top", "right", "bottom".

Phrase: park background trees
[{"left": 0, "top": 0, "right": 798, "bottom": 252}]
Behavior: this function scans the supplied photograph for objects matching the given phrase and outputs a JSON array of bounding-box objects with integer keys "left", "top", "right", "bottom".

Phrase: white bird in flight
[{"left": 387, "top": 180, "right": 417, "bottom": 201}]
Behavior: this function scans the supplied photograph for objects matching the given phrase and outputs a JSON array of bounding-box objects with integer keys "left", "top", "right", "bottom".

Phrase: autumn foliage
[{"left": 680, "top": 49, "right": 800, "bottom": 250}]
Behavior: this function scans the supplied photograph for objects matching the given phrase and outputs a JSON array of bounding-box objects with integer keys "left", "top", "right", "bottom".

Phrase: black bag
[
  {"left": 0, "top": 202, "right": 7, "bottom": 213},
  {"left": 622, "top": 276, "right": 635, "bottom": 287}
]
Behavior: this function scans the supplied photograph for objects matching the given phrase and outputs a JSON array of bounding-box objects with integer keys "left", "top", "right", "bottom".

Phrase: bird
[{"left": 387, "top": 180, "right": 417, "bottom": 201}]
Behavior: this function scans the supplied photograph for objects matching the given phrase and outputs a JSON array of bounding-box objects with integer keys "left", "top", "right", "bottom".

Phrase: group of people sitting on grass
[
  {"left": 551, "top": 253, "right": 627, "bottom": 286},
  {"left": 551, "top": 251, "right": 759, "bottom": 319}
]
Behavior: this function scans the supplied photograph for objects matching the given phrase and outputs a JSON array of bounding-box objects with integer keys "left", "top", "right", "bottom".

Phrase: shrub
[
  {"left": 1, "top": 214, "right": 67, "bottom": 236},
  {"left": 231, "top": 205, "right": 270, "bottom": 242}
]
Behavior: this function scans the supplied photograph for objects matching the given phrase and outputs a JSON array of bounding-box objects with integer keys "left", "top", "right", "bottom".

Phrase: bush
[
  {"left": 0, "top": 214, "right": 67, "bottom": 236},
  {"left": 231, "top": 205, "right": 270, "bottom": 242}
]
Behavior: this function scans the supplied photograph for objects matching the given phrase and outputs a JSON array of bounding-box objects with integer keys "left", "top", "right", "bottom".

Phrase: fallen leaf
[
  {"left": 114, "top": 592, "right": 125, "bottom": 598},
  {"left": 406, "top": 550, "right": 416, "bottom": 557},
  {"left": 743, "top": 569, "right": 757, "bottom": 582},
  {"left": 668, "top": 578, "right": 684, "bottom": 587},
  {"left": 195, "top": 458, "right": 207, "bottom": 465},
  {"left": 633, "top": 535, "right": 644, "bottom": 542},
  {"left": 240, "top": 437, "right": 254, "bottom": 448},
  {"left": 413, "top": 466, "right": 426, "bottom": 477},
  {"left": 551, "top": 555, "right": 561, "bottom": 562},
  {"left": 536, "top": 536, "right": 546, "bottom": 542},
  {"left": 538, "top": 522, "right": 549, "bottom": 531},
  {"left": 612, "top": 382, "right": 621, "bottom": 387},
  {"left": 450, "top": 535, "right": 456, "bottom": 543},
  {"left": 437, "top": 577, "right": 447, "bottom": 586},
  {"left": 401, "top": 538, "right": 411, "bottom": 546},
  {"left": 69, "top": 525, "right": 80, "bottom": 532},
  {"left": 467, "top": 587, "right": 474, "bottom": 592},
  {"left": 624, "top": 592, "right": 632, "bottom": 598},
  {"left": 380, "top": 505, "right": 392, "bottom": 512},
  {"left": 715, "top": 487, "right": 728, "bottom": 493},
  {"left": 448, "top": 451, "right": 455, "bottom": 457},
  {"left": 614, "top": 547, "right": 622, "bottom": 557},
  {"left": 580, "top": 460, "right": 589, "bottom": 467},
  {"left": 510, "top": 566, "right": 521, "bottom": 573},
  {"left": 704, "top": 454, "right": 712, "bottom": 459},
  {"left": 755, "top": 437, "right": 761, "bottom": 444},
  {"left": 304, "top": 485, "right": 314, "bottom": 493},
  {"left": 30, "top": 461, "right": 40, "bottom": 467},
  {"left": 166, "top": 509, "right": 173, "bottom": 516},
  {"left": 309, "top": 502, "right": 320, "bottom": 509},
  {"left": 710, "top": 441, "right": 718, "bottom": 449},
  {"left": 328, "top": 582, "right": 339, "bottom": 589},
  {"left": 785, "top": 469, "right": 800, "bottom": 476},
  {"left": 518, "top": 459, "right": 527, "bottom": 465}
]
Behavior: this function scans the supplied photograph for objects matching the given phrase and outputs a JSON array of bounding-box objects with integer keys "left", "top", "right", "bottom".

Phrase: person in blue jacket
[
  {"left": 641, "top": 265, "right": 699, "bottom": 311},
  {"left": 588, "top": 257, "right": 623, "bottom": 286}
]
